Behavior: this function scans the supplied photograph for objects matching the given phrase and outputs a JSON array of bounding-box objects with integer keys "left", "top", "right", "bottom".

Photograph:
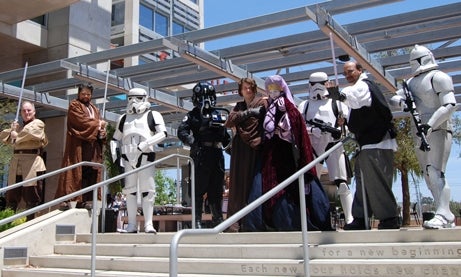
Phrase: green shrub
[{"left": 0, "top": 208, "right": 27, "bottom": 232}]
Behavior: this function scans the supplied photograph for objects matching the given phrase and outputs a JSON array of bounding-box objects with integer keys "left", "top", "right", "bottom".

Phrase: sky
[
  {"left": 203, "top": 0, "right": 461, "bottom": 50},
  {"left": 173, "top": 0, "right": 461, "bottom": 203}
]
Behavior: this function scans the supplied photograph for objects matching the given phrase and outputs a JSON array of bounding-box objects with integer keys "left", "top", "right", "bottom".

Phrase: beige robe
[{"left": 0, "top": 118, "right": 48, "bottom": 187}]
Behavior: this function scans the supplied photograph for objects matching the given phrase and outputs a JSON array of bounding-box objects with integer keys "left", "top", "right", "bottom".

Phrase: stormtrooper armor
[
  {"left": 409, "top": 44, "right": 438, "bottom": 76},
  {"left": 309, "top": 72, "right": 330, "bottom": 100},
  {"left": 391, "top": 45, "right": 457, "bottom": 229},
  {"left": 298, "top": 72, "right": 354, "bottom": 224},
  {"left": 110, "top": 88, "right": 167, "bottom": 233}
]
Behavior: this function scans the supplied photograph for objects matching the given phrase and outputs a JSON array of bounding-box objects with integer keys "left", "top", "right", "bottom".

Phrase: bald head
[
  {"left": 21, "top": 101, "right": 36, "bottom": 123},
  {"left": 343, "top": 61, "right": 363, "bottom": 84}
]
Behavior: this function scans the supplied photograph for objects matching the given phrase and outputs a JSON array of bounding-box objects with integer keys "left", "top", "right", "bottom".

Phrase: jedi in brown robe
[
  {"left": 55, "top": 84, "right": 106, "bottom": 206},
  {"left": 224, "top": 77, "right": 268, "bottom": 231}
]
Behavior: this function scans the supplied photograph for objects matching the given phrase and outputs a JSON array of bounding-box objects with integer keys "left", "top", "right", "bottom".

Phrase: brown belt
[
  {"left": 202, "top": 142, "right": 223, "bottom": 148},
  {"left": 14, "top": 149, "right": 40, "bottom": 154}
]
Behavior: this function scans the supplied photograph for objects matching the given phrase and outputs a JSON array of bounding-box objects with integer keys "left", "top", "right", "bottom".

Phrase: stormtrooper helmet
[
  {"left": 127, "top": 88, "right": 150, "bottom": 114},
  {"left": 409, "top": 44, "right": 438, "bottom": 75},
  {"left": 192, "top": 82, "right": 216, "bottom": 109},
  {"left": 309, "top": 72, "right": 329, "bottom": 100}
]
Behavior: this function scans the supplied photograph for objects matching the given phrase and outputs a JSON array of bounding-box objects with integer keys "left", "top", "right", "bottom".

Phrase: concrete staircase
[{"left": 2, "top": 211, "right": 461, "bottom": 277}]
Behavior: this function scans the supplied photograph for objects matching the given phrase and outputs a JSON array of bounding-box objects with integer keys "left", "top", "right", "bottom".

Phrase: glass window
[
  {"left": 111, "top": 2, "right": 125, "bottom": 26},
  {"left": 30, "top": 15, "right": 46, "bottom": 26},
  {"left": 140, "top": 4, "right": 153, "bottom": 30},
  {"left": 173, "top": 21, "right": 184, "bottom": 35},
  {"left": 154, "top": 11, "right": 168, "bottom": 36}
]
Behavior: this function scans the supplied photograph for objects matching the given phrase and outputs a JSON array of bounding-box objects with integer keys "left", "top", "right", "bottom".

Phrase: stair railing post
[{"left": 298, "top": 173, "right": 310, "bottom": 277}]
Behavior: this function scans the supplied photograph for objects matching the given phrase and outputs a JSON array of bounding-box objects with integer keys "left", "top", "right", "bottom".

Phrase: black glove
[
  {"left": 332, "top": 130, "right": 342, "bottom": 140},
  {"left": 242, "top": 107, "right": 261, "bottom": 119},
  {"left": 419, "top": 123, "right": 431, "bottom": 136},
  {"left": 186, "top": 134, "right": 195, "bottom": 145},
  {"left": 404, "top": 98, "right": 413, "bottom": 113},
  {"left": 327, "top": 86, "right": 346, "bottom": 101}
]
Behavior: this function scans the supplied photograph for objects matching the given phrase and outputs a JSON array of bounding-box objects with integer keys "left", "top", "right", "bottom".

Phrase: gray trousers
[{"left": 352, "top": 148, "right": 399, "bottom": 220}]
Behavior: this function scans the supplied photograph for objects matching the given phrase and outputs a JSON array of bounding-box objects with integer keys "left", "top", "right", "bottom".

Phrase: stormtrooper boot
[
  {"left": 423, "top": 186, "right": 455, "bottom": 229},
  {"left": 142, "top": 196, "right": 157, "bottom": 234},
  {"left": 338, "top": 182, "right": 354, "bottom": 224},
  {"left": 122, "top": 194, "right": 138, "bottom": 233}
]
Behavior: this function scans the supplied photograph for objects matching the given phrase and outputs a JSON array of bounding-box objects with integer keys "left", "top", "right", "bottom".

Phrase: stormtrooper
[
  {"left": 391, "top": 45, "right": 457, "bottom": 229},
  {"left": 178, "top": 82, "right": 231, "bottom": 228},
  {"left": 298, "top": 72, "right": 354, "bottom": 225},
  {"left": 110, "top": 88, "right": 167, "bottom": 233}
]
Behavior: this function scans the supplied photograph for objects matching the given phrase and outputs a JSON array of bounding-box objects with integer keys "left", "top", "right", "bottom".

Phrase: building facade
[{"left": 0, "top": 0, "right": 204, "bottom": 202}]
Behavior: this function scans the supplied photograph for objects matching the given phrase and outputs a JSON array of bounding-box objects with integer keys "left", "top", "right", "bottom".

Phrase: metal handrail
[
  {"left": 0, "top": 161, "right": 107, "bottom": 226},
  {"left": 169, "top": 136, "right": 354, "bottom": 277},
  {"left": 0, "top": 153, "right": 193, "bottom": 277}
]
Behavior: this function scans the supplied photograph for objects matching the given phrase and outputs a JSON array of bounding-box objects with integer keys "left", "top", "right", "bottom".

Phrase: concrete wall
[
  {"left": 37, "top": 0, "right": 112, "bottom": 204},
  {"left": 0, "top": 209, "right": 93, "bottom": 269}
]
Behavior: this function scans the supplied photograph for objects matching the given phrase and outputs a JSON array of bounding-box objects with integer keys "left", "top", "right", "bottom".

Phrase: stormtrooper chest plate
[{"left": 121, "top": 113, "right": 153, "bottom": 145}]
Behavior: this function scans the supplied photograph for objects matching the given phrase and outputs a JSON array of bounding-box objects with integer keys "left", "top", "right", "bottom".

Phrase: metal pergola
[{"left": 0, "top": 0, "right": 460, "bottom": 139}]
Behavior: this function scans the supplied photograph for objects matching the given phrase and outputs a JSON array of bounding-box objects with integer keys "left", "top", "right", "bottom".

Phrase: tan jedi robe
[{"left": 0, "top": 118, "right": 48, "bottom": 187}]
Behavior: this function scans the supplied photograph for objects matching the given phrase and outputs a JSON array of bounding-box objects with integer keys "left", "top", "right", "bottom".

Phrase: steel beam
[
  {"left": 164, "top": 37, "right": 267, "bottom": 93},
  {"left": 305, "top": 6, "right": 397, "bottom": 91}
]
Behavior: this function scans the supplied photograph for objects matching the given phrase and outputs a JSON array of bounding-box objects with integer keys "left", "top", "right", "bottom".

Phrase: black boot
[
  {"left": 343, "top": 218, "right": 369, "bottom": 230},
  {"left": 25, "top": 202, "right": 39, "bottom": 221},
  {"left": 210, "top": 201, "right": 224, "bottom": 228},
  {"left": 194, "top": 198, "right": 203, "bottom": 229}
]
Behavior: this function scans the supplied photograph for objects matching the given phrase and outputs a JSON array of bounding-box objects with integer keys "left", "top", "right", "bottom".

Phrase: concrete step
[
  {"left": 75, "top": 227, "right": 461, "bottom": 245},
  {"left": 53, "top": 241, "right": 461, "bottom": 260},
  {"left": 54, "top": 243, "right": 305, "bottom": 259},
  {"left": 3, "top": 227, "right": 461, "bottom": 276},
  {"left": 7, "top": 256, "right": 461, "bottom": 276},
  {"left": 2, "top": 268, "right": 270, "bottom": 277}
]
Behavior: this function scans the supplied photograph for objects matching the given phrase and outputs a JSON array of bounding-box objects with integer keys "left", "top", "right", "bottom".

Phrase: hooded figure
[{"left": 262, "top": 75, "right": 330, "bottom": 231}]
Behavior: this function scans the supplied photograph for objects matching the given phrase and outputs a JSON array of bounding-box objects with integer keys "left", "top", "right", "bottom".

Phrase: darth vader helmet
[{"left": 127, "top": 88, "right": 151, "bottom": 114}]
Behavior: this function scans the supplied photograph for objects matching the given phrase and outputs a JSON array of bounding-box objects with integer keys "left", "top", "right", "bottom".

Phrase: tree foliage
[
  {"left": 452, "top": 112, "right": 461, "bottom": 157},
  {"left": 103, "top": 123, "right": 123, "bottom": 194},
  {"left": 154, "top": 170, "right": 177, "bottom": 205},
  {"left": 0, "top": 100, "right": 17, "bottom": 178},
  {"left": 392, "top": 117, "right": 423, "bottom": 226}
]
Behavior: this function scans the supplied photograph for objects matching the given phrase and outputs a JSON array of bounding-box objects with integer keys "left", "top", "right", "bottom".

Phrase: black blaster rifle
[
  {"left": 307, "top": 118, "right": 341, "bottom": 140},
  {"left": 402, "top": 80, "right": 430, "bottom": 152}
]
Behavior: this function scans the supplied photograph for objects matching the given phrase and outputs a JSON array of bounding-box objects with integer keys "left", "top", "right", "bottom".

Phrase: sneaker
[
  {"left": 343, "top": 218, "right": 369, "bottom": 230},
  {"left": 378, "top": 217, "right": 400, "bottom": 230},
  {"left": 422, "top": 214, "right": 455, "bottom": 229}
]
